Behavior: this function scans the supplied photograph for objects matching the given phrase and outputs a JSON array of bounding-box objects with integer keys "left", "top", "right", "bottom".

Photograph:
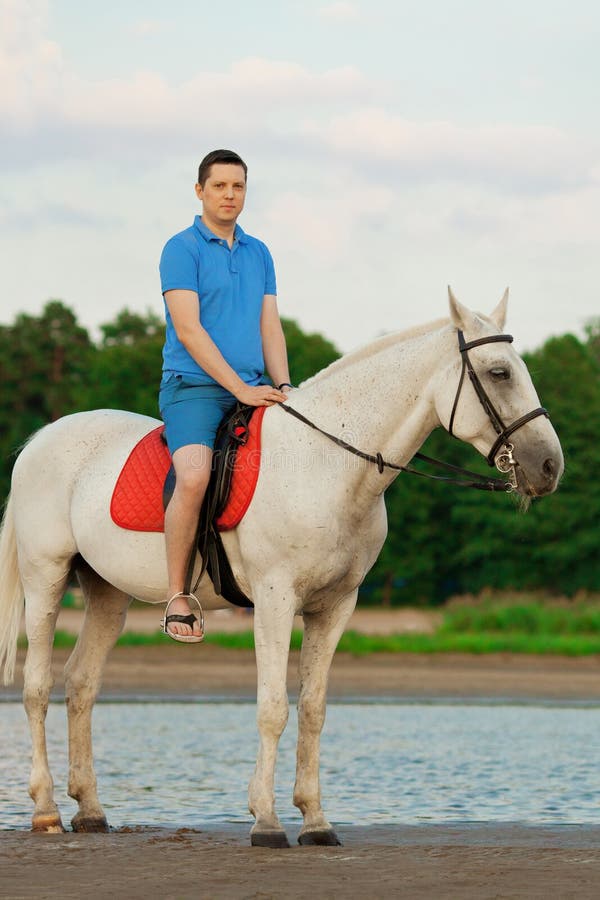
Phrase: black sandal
[{"left": 161, "top": 592, "right": 205, "bottom": 643}]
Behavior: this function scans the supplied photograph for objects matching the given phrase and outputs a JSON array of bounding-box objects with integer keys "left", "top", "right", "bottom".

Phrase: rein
[
  {"left": 279, "top": 404, "right": 511, "bottom": 492},
  {"left": 278, "top": 328, "right": 549, "bottom": 494}
]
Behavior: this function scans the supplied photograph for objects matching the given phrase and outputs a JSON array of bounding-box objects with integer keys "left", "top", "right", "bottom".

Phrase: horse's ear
[
  {"left": 490, "top": 288, "right": 509, "bottom": 330},
  {"left": 448, "top": 286, "right": 473, "bottom": 331}
]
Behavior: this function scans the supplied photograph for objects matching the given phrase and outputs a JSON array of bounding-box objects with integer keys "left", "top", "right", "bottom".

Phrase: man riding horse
[{"left": 158, "top": 150, "right": 292, "bottom": 641}]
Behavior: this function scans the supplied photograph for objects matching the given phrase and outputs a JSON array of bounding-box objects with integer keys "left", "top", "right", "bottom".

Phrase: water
[{"left": 1, "top": 701, "right": 599, "bottom": 830}]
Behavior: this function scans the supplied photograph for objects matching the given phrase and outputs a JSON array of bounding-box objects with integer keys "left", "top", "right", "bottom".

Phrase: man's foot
[{"left": 161, "top": 592, "right": 204, "bottom": 643}]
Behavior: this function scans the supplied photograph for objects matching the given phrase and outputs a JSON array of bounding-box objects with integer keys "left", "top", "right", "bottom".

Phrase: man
[{"left": 158, "top": 149, "right": 292, "bottom": 642}]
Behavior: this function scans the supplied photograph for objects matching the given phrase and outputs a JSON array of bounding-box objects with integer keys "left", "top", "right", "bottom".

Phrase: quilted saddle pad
[{"left": 110, "top": 407, "right": 266, "bottom": 533}]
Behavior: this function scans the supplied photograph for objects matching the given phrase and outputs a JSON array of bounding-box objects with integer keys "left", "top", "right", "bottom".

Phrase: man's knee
[
  {"left": 175, "top": 465, "right": 210, "bottom": 498},
  {"left": 172, "top": 444, "right": 212, "bottom": 499}
]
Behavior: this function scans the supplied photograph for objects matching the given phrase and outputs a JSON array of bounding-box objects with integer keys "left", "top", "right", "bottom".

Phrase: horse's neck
[{"left": 293, "top": 326, "right": 448, "bottom": 487}]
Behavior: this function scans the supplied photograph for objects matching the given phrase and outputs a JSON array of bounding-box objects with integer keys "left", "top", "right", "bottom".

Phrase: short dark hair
[{"left": 197, "top": 150, "right": 247, "bottom": 187}]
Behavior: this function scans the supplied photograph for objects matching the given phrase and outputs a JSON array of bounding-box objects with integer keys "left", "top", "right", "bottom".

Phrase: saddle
[{"left": 162, "top": 403, "right": 259, "bottom": 608}]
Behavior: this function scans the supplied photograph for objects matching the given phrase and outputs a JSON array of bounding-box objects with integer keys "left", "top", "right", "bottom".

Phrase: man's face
[{"left": 195, "top": 163, "right": 247, "bottom": 227}]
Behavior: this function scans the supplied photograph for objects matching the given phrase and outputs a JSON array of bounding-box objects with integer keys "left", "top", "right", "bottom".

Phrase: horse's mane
[{"left": 301, "top": 317, "right": 450, "bottom": 387}]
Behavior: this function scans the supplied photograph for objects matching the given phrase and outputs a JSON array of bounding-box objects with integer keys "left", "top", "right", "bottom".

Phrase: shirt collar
[{"left": 193, "top": 215, "right": 247, "bottom": 245}]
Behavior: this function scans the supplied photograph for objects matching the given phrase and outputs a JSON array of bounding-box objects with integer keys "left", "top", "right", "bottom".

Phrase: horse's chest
[{"left": 292, "top": 504, "right": 387, "bottom": 593}]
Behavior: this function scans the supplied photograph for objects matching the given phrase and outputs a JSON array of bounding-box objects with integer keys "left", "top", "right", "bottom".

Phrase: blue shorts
[{"left": 158, "top": 372, "right": 238, "bottom": 454}]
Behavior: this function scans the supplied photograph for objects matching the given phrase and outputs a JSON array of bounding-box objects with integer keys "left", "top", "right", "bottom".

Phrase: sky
[{"left": 1, "top": 0, "right": 599, "bottom": 354}]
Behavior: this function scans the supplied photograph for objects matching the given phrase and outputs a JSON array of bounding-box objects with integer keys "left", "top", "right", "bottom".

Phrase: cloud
[
  {"left": 0, "top": 13, "right": 372, "bottom": 166},
  {"left": 1, "top": 0, "right": 598, "bottom": 206},
  {"left": 317, "top": 2, "right": 360, "bottom": 22},
  {"left": 302, "top": 109, "right": 599, "bottom": 194},
  {"left": 0, "top": 0, "right": 65, "bottom": 123},
  {"left": 0, "top": 200, "right": 121, "bottom": 233},
  {"left": 128, "top": 20, "right": 169, "bottom": 37},
  {"left": 0, "top": 2, "right": 370, "bottom": 141},
  {"left": 264, "top": 179, "right": 392, "bottom": 262}
]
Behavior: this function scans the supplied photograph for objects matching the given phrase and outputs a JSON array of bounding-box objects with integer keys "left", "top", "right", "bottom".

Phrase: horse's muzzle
[{"left": 513, "top": 447, "right": 564, "bottom": 497}]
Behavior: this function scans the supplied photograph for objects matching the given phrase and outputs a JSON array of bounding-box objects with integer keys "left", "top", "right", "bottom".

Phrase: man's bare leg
[{"left": 163, "top": 443, "right": 212, "bottom": 638}]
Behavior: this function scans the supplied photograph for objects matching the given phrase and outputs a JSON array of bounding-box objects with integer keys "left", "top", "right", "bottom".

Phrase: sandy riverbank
[
  {"left": 4, "top": 643, "right": 600, "bottom": 703},
  {"left": 5, "top": 609, "right": 600, "bottom": 897},
  {"left": 2, "top": 825, "right": 600, "bottom": 899},
  {"left": 4, "top": 606, "right": 600, "bottom": 702}
]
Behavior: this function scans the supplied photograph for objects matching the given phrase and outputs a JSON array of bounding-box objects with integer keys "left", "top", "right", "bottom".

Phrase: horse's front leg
[
  {"left": 64, "top": 569, "right": 130, "bottom": 832},
  {"left": 248, "top": 586, "right": 296, "bottom": 848},
  {"left": 293, "top": 590, "right": 358, "bottom": 846}
]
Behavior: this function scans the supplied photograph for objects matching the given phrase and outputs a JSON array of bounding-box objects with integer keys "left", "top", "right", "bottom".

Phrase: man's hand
[{"left": 236, "top": 384, "right": 288, "bottom": 407}]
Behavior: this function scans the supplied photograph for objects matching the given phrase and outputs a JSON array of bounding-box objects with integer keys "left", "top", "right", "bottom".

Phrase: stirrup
[{"left": 160, "top": 592, "right": 205, "bottom": 643}]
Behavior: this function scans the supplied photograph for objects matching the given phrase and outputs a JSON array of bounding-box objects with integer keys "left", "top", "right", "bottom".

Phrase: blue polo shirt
[{"left": 160, "top": 215, "right": 277, "bottom": 384}]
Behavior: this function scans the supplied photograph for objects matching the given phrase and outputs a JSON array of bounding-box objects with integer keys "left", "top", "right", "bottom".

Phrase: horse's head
[{"left": 434, "top": 288, "right": 563, "bottom": 497}]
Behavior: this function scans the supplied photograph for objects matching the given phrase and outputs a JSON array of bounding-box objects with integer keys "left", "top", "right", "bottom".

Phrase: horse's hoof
[
  {"left": 31, "top": 814, "right": 66, "bottom": 834},
  {"left": 71, "top": 815, "right": 109, "bottom": 833},
  {"left": 298, "top": 828, "right": 342, "bottom": 846},
  {"left": 251, "top": 830, "right": 291, "bottom": 849}
]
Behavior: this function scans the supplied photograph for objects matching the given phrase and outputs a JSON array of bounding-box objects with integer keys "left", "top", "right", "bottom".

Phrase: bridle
[
  {"left": 448, "top": 330, "right": 549, "bottom": 483},
  {"left": 279, "top": 328, "right": 550, "bottom": 493}
]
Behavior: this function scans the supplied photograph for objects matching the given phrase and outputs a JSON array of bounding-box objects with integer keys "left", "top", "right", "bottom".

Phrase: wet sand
[
  {"left": 2, "top": 825, "right": 600, "bottom": 899},
  {"left": 3, "top": 609, "right": 600, "bottom": 897}
]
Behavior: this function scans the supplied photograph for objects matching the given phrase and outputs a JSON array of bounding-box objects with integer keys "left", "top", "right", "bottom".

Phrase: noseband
[{"left": 448, "top": 330, "right": 549, "bottom": 470}]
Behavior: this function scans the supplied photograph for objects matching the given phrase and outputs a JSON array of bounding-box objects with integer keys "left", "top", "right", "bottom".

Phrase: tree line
[{"left": 1, "top": 300, "right": 598, "bottom": 604}]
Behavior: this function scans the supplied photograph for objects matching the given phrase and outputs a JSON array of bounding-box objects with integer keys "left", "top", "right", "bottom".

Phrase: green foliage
[
  {"left": 0, "top": 301, "right": 94, "bottom": 498},
  {"left": 361, "top": 328, "right": 600, "bottom": 602},
  {"left": 584, "top": 317, "right": 600, "bottom": 365},
  {"left": 0, "top": 303, "right": 341, "bottom": 500},
  {"left": 39, "top": 609, "right": 600, "bottom": 656},
  {"left": 361, "top": 425, "right": 479, "bottom": 605},
  {"left": 2, "top": 300, "right": 598, "bottom": 600},
  {"left": 447, "top": 333, "right": 600, "bottom": 595},
  {"left": 442, "top": 601, "right": 600, "bottom": 635},
  {"left": 74, "top": 308, "right": 165, "bottom": 417},
  {"left": 281, "top": 317, "right": 340, "bottom": 384},
  {"left": 336, "top": 630, "right": 600, "bottom": 656}
]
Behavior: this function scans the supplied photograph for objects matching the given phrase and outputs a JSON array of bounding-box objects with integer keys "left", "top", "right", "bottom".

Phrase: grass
[
  {"left": 441, "top": 602, "right": 600, "bottom": 636},
  {"left": 31, "top": 592, "right": 600, "bottom": 656},
  {"left": 40, "top": 625, "right": 600, "bottom": 659}
]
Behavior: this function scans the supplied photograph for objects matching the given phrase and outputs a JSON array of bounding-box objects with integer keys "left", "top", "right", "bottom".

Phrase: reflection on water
[{"left": 1, "top": 702, "right": 599, "bottom": 830}]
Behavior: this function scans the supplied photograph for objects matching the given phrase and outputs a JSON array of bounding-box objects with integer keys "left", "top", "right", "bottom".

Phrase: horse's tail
[{"left": 0, "top": 494, "right": 24, "bottom": 685}]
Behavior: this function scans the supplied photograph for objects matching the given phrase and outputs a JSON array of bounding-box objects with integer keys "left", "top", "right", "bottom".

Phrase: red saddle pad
[{"left": 110, "top": 407, "right": 266, "bottom": 533}]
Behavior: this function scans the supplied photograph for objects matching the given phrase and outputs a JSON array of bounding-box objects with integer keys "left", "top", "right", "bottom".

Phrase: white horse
[{"left": 0, "top": 291, "right": 562, "bottom": 846}]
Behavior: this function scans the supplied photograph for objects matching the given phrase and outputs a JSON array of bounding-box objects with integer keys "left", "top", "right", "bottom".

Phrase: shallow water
[{"left": 1, "top": 702, "right": 599, "bottom": 830}]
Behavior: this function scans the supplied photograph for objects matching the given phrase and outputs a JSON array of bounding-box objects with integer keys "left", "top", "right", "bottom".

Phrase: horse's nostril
[{"left": 543, "top": 457, "right": 555, "bottom": 479}]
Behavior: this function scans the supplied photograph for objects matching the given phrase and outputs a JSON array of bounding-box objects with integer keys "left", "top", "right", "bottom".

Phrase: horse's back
[
  {"left": 14, "top": 409, "right": 159, "bottom": 483},
  {"left": 9, "top": 410, "right": 169, "bottom": 598},
  {"left": 21, "top": 408, "right": 157, "bottom": 455},
  {"left": 12, "top": 409, "right": 156, "bottom": 522}
]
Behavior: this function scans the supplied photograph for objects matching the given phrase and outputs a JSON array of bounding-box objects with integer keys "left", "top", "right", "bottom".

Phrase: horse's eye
[{"left": 490, "top": 367, "right": 510, "bottom": 380}]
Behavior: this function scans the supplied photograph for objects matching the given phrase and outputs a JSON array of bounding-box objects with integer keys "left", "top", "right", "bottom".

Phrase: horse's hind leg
[
  {"left": 64, "top": 565, "right": 130, "bottom": 832},
  {"left": 22, "top": 560, "right": 71, "bottom": 832},
  {"left": 293, "top": 590, "right": 358, "bottom": 846}
]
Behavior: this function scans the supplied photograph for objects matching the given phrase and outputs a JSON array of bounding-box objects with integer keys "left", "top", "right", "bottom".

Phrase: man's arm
[
  {"left": 261, "top": 295, "right": 291, "bottom": 390},
  {"left": 165, "top": 290, "right": 287, "bottom": 406}
]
